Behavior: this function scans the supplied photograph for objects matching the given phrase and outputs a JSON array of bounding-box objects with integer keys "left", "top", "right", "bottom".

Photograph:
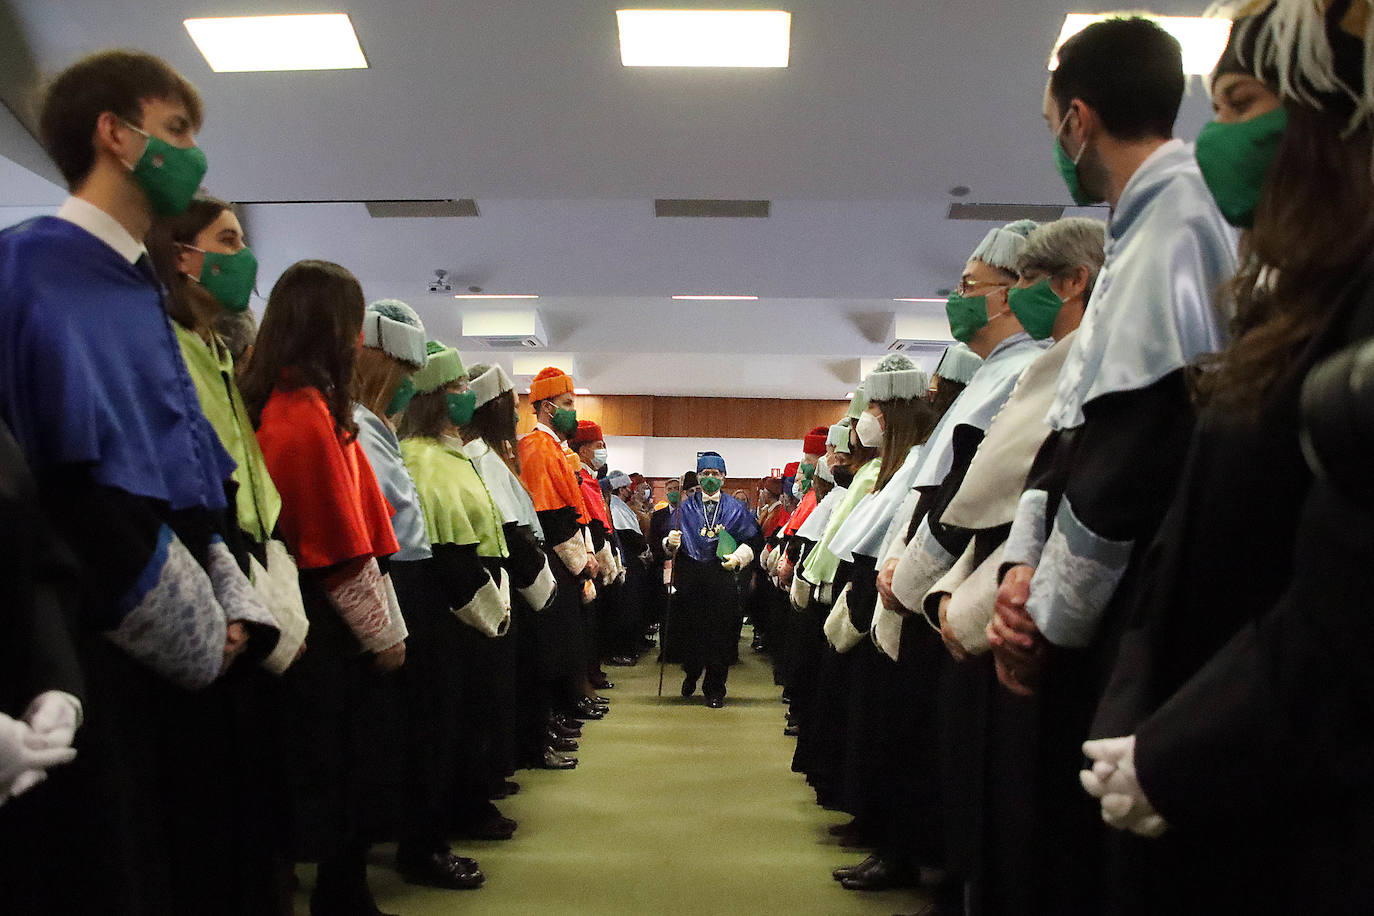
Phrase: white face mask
[
  {"left": 592, "top": 448, "right": 608, "bottom": 469},
  {"left": 855, "top": 411, "right": 883, "bottom": 448}
]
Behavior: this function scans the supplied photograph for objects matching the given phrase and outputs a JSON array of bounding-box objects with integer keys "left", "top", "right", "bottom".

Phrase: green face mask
[
  {"left": 1194, "top": 106, "right": 1287, "bottom": 229},
  {"left": 1052, "top": 110, "right": 1103, "bottom": 207},
  {"left": 700, "top": 476, "right": 723, "bottom": 495},
  {"left": 551, "top": 406, "right": 578, "bottom": 436},
  {"left": 667, "top": 490, "right": 681, "bottom": 507},
  {"left": 447, "top": 391, "right": 477, "bottom": 427},
  {"left": 188, "top": 246, "right": 257, "bottom": 312},
  {"left": 945, "top": 292, "right": 992, "bottom": 344},
  {"left": 386, "top": 378, "right": 416, "bottom": 416},
  {"left": 1007, "top": 279, "right": 1066, "bottom": 340},
  {"left": 124, "top": 123, "right": 208, "bottom": 216}
]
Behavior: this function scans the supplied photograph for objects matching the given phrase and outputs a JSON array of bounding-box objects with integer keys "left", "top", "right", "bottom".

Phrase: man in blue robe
[{"left": 664, "top": 452, "right": 761, "bottom": 708}]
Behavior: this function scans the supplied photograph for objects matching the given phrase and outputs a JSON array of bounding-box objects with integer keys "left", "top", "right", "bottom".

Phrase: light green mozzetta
[
  {"left": 400, "top": 436, "right": 509, "bottom": 558},
  {"left": 801, "top": 457, "right": 880, "bottom": 585},
  {"left": 175, "top": 323, "right": 281, "bottom": 542}
]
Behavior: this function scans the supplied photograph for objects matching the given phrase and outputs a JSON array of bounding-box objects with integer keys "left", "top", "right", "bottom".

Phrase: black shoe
[
  {"left": 489, "top": 779, "right": 521, "bottom": 799},
  {"left": 588, "top": 694, "right": 610, "bottom": 706},
  {"left": 681, "top": 676, "right": 697, "bottom": 697},
  {"left": 546, "top": 732, "right": 579, "bottom": 753},
  {"left": 706, "top": 696, "right": 725, "bottom": 709},
  {"left": 541, "top": 749, "right": 578, "bottom": 769},
  {"left": 783, "top": 724, "right": 800, "bottom": 737},
  {"left": 396, "top": 851, "right": 485, "bottom": 890},
  {"left": 574, "top": 698, "right": 607, "bottom": 719},
  {"left": 608, "top": 655, "right": 637, "bottom": 667},
  {"left": 552, "top": 713, "right": 585, "bottom": 731},
  {"left": 309, "top": 878, "right": 399, "bottom": 916},
  {"left": 832, "top": 853, "right": 883, "bottom": 882},
  {"left": 838, "top": 856, "right": 917, "bottom": 891},
  {"left": 457, "top": 813, "right": 516, "bottom": 841},
  {"left": 549, "top": 720, "right": 582, "bottom": 740}
]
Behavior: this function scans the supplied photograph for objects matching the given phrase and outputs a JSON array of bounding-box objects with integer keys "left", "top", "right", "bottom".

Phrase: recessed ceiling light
[
  {"left": 183, "top": 14, "right": 368, "bottom": 72},
  {"left": 574, "top": 388, "right": 592, "bottom": 395},
  {"left": 671, "top": 294, "right": 759, "bottom": 301},
  {"left": 894, "top": 298, "right": 946, "bottom": 303},
  {"left": 452, "top": 294, "right": 540, "bottom": 300},
  {"left": 1050, "top": 14, "right": 1232, "bottom": 76},
  {"left": 616, "top": 10, "right": 791, "bottom": 68}
]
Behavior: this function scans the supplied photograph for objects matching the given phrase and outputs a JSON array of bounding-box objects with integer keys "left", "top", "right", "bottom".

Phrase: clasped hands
[
  {"left": 1079, "top": 735, "right": 1167, "bottom": 838},
  {"left": 987, "top": 563, "right": 1045, "bottom": 696}
]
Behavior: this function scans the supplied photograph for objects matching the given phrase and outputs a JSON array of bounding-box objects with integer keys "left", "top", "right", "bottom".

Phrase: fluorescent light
[
  {"left": 843, "top": 391, "right": 854, "bottom": 399},
  {"left": 894, "top": 298, "right": 946, "bottom": 303},
  {"left": 184, "top": 14, "right": 367, "bottom": 72},
  {"left": 1050, "top": 14, "right": 1232, "bottom": 76},
  {"left": 574, "top": 388, "right": 592, "bottom": 395},
  {"left": 671, "top": 294, "right": 759, "bottom": 301},
  {"left": 616, "top": 9, "right": 791, "bottom": 68},
  {"left": 453, "top": 294, "right": 540, "bottom": 300}
]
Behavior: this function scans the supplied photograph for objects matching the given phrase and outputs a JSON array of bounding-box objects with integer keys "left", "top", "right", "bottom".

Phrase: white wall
[{"left": 604, "top": 436, "right": 802, "bottom": 480}]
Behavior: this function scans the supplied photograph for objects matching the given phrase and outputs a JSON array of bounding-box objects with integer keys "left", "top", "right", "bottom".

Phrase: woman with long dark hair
[
  {"left": 242, "top": 260, "right": 408, "bottom": 916},
  {"left": 1082, "top": 3, "right": 1374, "bottom": 911},
  {"left": 819, "top": 354, "right": 938, "bottom": 889}
]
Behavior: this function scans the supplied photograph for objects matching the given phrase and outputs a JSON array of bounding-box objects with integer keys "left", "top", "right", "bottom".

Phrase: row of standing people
[
  {"left": 0, "top": 47, "right": 643, "bottom": 916},
  {"left": 758, "top": 7, "right": 1374, "bottom": 913}
]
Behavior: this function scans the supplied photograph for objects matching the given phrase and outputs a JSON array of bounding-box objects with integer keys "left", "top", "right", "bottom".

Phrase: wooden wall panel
[{"left": 515, "top": 394, "right": 846, "bottom": 439}]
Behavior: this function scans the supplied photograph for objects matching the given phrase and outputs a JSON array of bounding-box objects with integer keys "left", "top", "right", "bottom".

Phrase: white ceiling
[{"left": 0, "top": 0, "right": 1218, "bottom": 397}]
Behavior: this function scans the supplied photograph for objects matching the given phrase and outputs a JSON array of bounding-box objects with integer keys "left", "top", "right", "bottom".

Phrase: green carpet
[{"left": 297, "top": 636, "right": 931, "bottom": 914}]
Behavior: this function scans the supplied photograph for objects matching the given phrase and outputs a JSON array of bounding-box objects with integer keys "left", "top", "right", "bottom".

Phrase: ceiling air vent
[
  {"left": 947, "top": 202, "right": 1064, "bottom": 222},
  {"left": 654, "top": 198, "right": 771, "bottom": 218},
  {"left": 365, "top": 198, "right": 480, "bottom": 218},
  {"left": 461, "top": 310, "right": 548, "bottom": 349}
]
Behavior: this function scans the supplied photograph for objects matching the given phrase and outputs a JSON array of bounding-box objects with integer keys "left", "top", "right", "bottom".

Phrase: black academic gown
[{"left": 1089, "top": 281, "right": 1374, "bottom": 914}]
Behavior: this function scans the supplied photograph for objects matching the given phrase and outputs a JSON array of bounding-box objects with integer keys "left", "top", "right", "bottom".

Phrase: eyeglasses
[{"left": 953, "top": 277, "right": 1011, "bottom": 298}]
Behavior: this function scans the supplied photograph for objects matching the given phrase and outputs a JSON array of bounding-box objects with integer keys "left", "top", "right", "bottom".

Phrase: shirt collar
[
  {"left": 702, "top": 491, "right": 722, "bottom": 504},
  {"left": 56, "top": 196, "right": 147, "bottom": 265},
  {"left": 534, "top": 421, "right": 562, "bottom": 442}
]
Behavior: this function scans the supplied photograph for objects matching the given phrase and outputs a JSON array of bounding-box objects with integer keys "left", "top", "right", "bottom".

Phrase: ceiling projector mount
[{"left": 428, "top": 269, "right": 453, "bottom": 293}]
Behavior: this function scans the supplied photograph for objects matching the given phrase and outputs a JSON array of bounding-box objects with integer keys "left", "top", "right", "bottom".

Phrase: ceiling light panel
[
  {"left": 616, "top": 10, "right": 791, "bottom": 68},
  {"left": 1050, "top": 14, "right": 1232, "bottom": 76},
  {"left": 671, "top": 295, "right": 759, "bottom": 301},
  {"left": 184, "top": 14, "right": 368, "bottom": 72}
]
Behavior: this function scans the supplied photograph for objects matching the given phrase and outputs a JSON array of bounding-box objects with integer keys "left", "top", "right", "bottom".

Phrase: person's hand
[
  {"left": 24, "top": 692, "right": 81, "bottom": 752},
  {"left": 1, "top": 713, "right": 77, "bottom": 803},
  {"left": 937, "top": 595, "right": 967, "bottom": 662},
  {"left": 1080, "top": 736, "right": 1167, "bottom": 838},
  {"left": 988, "top": 567, "right": 1044, "bottom": 694},
  {"left": 220, "top": 621, "right": 249, "bottom": 674},
  {"left": 877, "top": 558, "right": 906, "bottom": 613},
  {"left": 988, "top": 605, "right": 1044, "bottom": 695},
  {"left": 667, "top": 530, "right": 682, "bottom": 552},
  {"left": 584, "top": 554, "right": 600, "bottom": 579},
  {"left": 373, "top": 640, "right": 406, "bottom": 673}
]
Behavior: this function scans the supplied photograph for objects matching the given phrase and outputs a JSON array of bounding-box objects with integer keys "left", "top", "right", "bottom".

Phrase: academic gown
[
  {"left": 671, "top": 492, "right": 761, "bottom": 698},
  {"left": 354, "top": 406, "right": 476, "bottom": 851},
  {"left": 794, "top": 460, "right": 877, "bottom": 798},
  {"left": 463, "top": 437, "right": 557, "bottom": 769},
  {"left": 517, "top": 427, "right": 590, "bottom": 691},
  {"left": 993, "top": 140, "right": 1239, "bottom": 914},
  {"left": 400, "top": 435, "right": 517, "bottom": 814},
  {"left": 256, "top": 386, "right": 403, "bottom": 862},
  {"left": 0, "top": 215, "right": 288, "bottom": 915},
  {"left": 610, "top": 494, "right": 651, "bottom": 658},
  {"left": 1087, "top": 278, "right": 1374, "bottom": 913}
]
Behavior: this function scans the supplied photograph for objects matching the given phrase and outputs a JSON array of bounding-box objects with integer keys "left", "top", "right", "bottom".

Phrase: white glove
[
  {"left": 666, "top": 530, "right": 682, "bottom": 552},
  {"left": 1080, "top": 736, "right": 1167, "bottom": 838},
  {"left": 24, "top": 691, "right": 82, "bottom": 752},
  {"left": 1, "top": 712, "right": 78, "bottom": 803},
  {"left": 720, "top": 543, "right": 754, "bottom": 572}
]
